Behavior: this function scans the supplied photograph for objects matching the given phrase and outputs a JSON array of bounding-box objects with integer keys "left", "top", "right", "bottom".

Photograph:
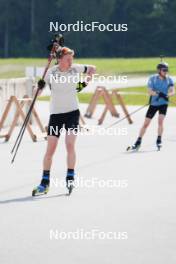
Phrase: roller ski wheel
[
  {"left": 126, "top": 144, "right": 140, "bottom": 152},
  {"left": 66, "top": 181, "right": 74, "bottom": 196},
  {"left": 32, "top": 185, "right": 49, "bottom": 197}
]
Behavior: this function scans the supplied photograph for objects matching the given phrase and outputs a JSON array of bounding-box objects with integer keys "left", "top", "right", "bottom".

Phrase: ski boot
[
  {"left": 66, "top": 176, "right": 74, "bottom": 195},
  {"left": 32, "top": 175, "right": 50, "bottom": 197},
  {"left": 156, "top": 136, "right": 162, "bottom": 151},
  {"left": 32, "top": 184, "right": 49, "bottom": 196},
  {"left": 127, "top": 138, "right": 141, "bottom": 152}
]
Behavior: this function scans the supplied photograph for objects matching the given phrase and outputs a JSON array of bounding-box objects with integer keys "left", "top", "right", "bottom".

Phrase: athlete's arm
[
  {"left": 147, "top": 76, "right": 157, "bottom": 96},
  {"left": 86, "top": 65, "right": 96, "bottom": 82},
  {"left": 76, "top": 64, "right": 96, "bottom": 82},
  {"left": 168, "top": 85, "right": 175, "bottom": 97},
  {"left": 74, "top": 64, "right": 96, "bottom": 92},
  {"left": 86, "top": 65, "right": 96, "bottom": 76}
]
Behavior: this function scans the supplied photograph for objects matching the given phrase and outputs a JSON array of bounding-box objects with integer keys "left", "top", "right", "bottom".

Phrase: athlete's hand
[
  {"left": 158, "top": 92, "right": 169, "bottom": 101},
  {"left": 76, "top": 82, "right": 87, "bottom": 93},
  {"left": 38, "top": 79, "right": 46, "bottom": 90},
  {"left": 87, "top": 66, "right": 96, "bottom": 76},
  {"left": 148, "top": 89, "right": 157, "bottom": 96}
]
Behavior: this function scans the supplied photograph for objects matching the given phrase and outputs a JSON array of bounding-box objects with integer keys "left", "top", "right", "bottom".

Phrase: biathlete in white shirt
[{"left": 32, "top": 47, "right": 96, "bottom": 196}]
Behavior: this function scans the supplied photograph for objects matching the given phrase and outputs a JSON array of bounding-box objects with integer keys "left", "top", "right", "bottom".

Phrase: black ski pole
[
  {"left": 11, "top": 88, "right": 40, "bottom": 163},
  {"left": 105, "top": 103, "right": 149, "bottom": 129},
  {"left": 11, "top": 34, "right": 64, "bottom": 163},
  {"left": 11, "top": 87, "right": 40, "bottom": 155},
  {"left": 105, "top": 93, "right": 176, "bottom": 129},
  {"left": 160, "top": 54, "right": 164, "bottom": 62},
  {"left": 106, "top": 95, "right": 152, "bottom": 129}
]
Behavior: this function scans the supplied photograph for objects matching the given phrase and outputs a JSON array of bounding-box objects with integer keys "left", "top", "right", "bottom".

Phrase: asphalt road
[{"left": 0, "top": 102, "right": 176, "bottom": 264}]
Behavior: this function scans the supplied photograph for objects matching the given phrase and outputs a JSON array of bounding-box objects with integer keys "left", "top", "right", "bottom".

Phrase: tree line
[{"left": 0, "top": 0, "right": 175, "bottom": 58}]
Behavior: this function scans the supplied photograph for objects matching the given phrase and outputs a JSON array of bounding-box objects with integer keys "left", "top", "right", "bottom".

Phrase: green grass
[
  {"left": 1, "top": 57, "right": 176, "bottom": 79},
  {"left": 38, "top": 86, "right": 176, "bottom": 106},
  {"left": 1, "top": 57, "right": 176, "bottom": 105},
  {"left": 38, "top": 86, "right": 148, "bottom": 106}
]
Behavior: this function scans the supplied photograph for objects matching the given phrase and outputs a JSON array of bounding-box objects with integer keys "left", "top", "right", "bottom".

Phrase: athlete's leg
[
  {"left": 157, "top": 105, "right": 168, "bottom": 137},
  {"left": 65, "top": 131, "right": 77, "bottom": 169},
  {"left": 32, "top": 136, "right": 59, "bottom": 195},
  {"left": 131, "top": 106, "right": 157, "bottom": 150},
  {"left": 138, "top": 105, "right": 158, "bottom": 138},
  {"left": 156, "top": 105, "right": 167, "bottom": 147},
  {"left": 139, "top": 117, "right": 152, "bottom": 138},
  {"left": 43, "top": 136, "right": 59, "bottom": 171},
  {"left": 65, "top": 131, "right": 77, "bottom": 191},
  {"left": 158, "top": 114, "right": 165, "bottom": 136},
  {"left": 156, "top": 115, "right": 165, "bottom": 148},
  {"left": 43, "top": 113, "right": 61, "bottom": 170},
  {"left": 65, "top": 109, "right": 80, "bottom": 170},
  {"left": 130, "top": 118, "right": 152, "bottom": 150},
  {"left": 65, "top": 110, "right": 80, "bottom": 191}
]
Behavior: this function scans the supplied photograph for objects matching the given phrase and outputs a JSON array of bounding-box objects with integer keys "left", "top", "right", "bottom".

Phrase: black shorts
[
  {"left": 47, "top": 109, "right": 80, "bottom": 137},
  {"left": 146, "top": 105, "right": 168, "bottom": 119}
]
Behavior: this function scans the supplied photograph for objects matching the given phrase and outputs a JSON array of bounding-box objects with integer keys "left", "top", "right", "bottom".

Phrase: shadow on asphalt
[
  {"left": 123, "top": 149, "right": 158, "bottom": 154},
  {"left": 0, "top": 193, "right": 68, "bottom": 204}
]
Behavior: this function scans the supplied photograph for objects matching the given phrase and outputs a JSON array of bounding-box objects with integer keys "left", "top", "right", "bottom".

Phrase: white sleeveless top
[{"left": 45, "top": 64, "right": 85, "bottom": 114}]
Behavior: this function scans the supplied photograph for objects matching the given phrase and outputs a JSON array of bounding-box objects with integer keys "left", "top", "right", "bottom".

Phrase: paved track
[{"left": 0, "top": 102, "right": 176, "bottom": 264}]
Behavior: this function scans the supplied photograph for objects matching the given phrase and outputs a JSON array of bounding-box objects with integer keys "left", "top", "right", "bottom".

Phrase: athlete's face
[
  {"left": 60, "top": 54, "right": 73, "bottom": 69},
  {"left": 159, "top": 69, "right": 168, "bottom": 78}
]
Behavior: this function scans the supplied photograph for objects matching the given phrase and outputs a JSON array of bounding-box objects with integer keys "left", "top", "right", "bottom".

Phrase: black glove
[
  {"left": 158, "top": 92, "right": 168, "bottom": 101},
  {"left": 76, "top": 82, "right": 87, "bottom": 93},
  {"left": 38, "top": 79, "right": 46, "bottom": 90}
]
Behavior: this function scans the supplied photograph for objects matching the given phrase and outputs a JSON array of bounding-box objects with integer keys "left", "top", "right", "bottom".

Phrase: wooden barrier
[
  {"left": 84, "top": 86, "right": 119, "bottom": 119},
  {"left": 0, "top": 96, "right": 46, "bottom": 142},
  {"left": 0, "top": 77, "right": 34, "bottom": 126},
  {"left": 84, "top": 87, "right": 133, "bottom": 125}
]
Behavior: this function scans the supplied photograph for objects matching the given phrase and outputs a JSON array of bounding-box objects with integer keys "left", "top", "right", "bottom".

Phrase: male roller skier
[
  {"left": 32, "top": 47, "right": 96, "bottom": 195},
  {"left": 130, "top": 62, "right": 175, "bottom": 151}
]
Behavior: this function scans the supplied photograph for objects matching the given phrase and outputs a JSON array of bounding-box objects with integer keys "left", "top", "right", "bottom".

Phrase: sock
[
  {"left": 41, "top": 170, "right": 50, "bottom": 187},
  {"left": 157, "top": 136, "right": 162, "bottom": 143},
  {"left": 135, "top": 137, "right": 142, "bottom": 145},
  {"left": 66, "top": 169, "right": 75, "bottom": 182}
]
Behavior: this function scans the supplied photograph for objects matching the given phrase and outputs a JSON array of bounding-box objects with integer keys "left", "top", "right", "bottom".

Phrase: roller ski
[
  {"left": 126, "top": 137, "right": 141, "bottom": 152},
  {"left": 156, "top": 136, "right": 162, "bottom": 151},
  {"left": 32, "top": 173, "right": 50, "bottom": 197},
  {"left": 66, "top": 176, "right": 75, "bottom": 195}
]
